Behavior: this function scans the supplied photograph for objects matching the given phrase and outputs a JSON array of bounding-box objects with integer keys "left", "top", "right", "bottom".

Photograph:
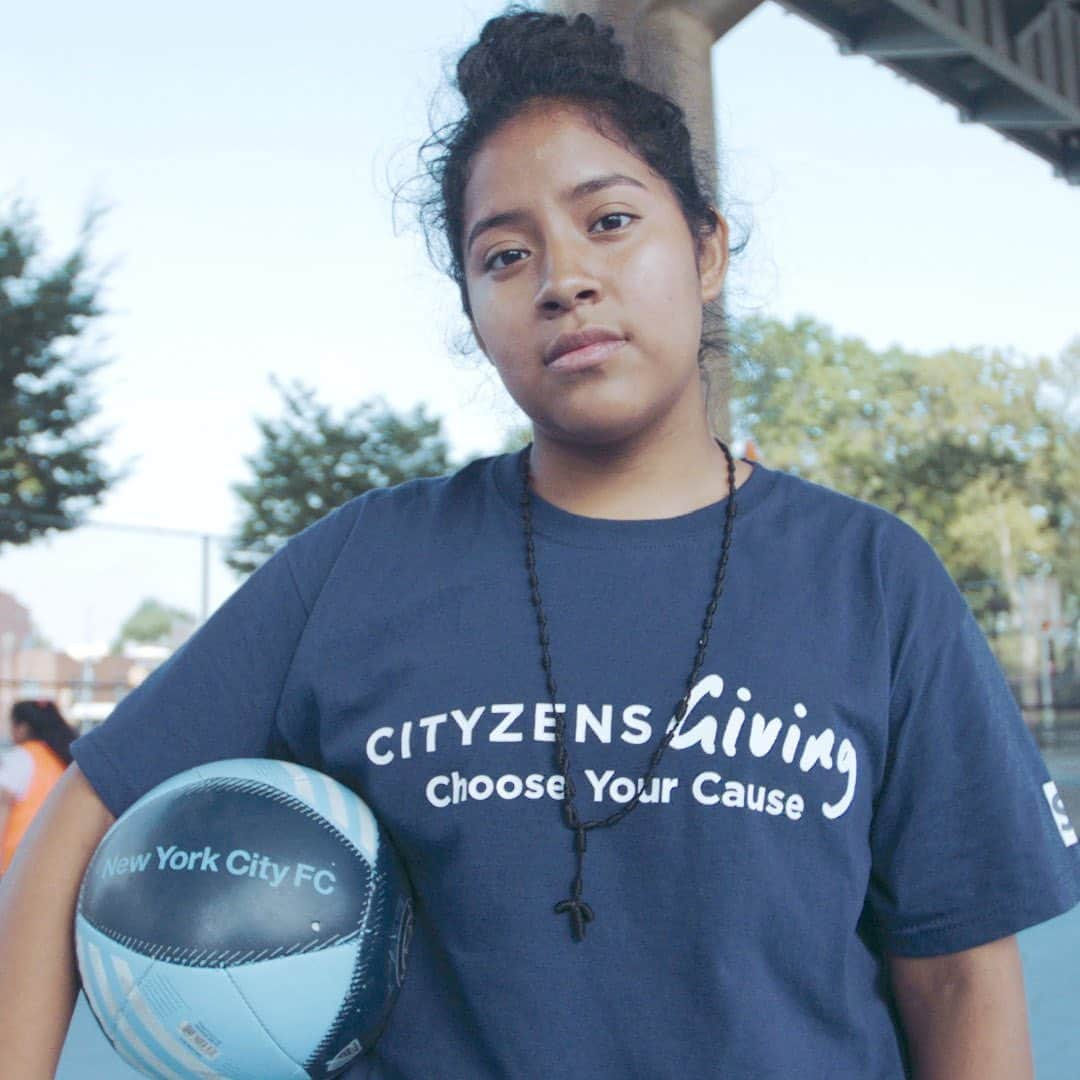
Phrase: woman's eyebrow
[
  {"left": 466, "top": 173, "right": 647, "bottom": 255},
  {"left": 466, "top": 210, "right": 528, "bottom": 256},
  {"left": 567, "top": 172, "right": 646, "bottom": 201}
]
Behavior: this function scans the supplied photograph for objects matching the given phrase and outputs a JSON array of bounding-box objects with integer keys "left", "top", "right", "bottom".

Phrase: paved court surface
[{"left": 51, "top": 746, "right": 1080, "bottom": 1078}]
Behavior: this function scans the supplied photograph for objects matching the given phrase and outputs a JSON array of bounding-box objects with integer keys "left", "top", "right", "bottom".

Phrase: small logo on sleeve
[{"left": 1042, "top": 781, "right": 1078, "bottom": 848}]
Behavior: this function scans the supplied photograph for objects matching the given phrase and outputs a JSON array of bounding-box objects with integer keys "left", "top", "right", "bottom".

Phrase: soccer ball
[{"left": 76, "top": 759, "right": 412, "bottom": 1079}]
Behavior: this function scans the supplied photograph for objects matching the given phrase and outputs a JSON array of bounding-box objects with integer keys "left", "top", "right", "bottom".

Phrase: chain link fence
[{"left": 0, "top": 516, "right": 244, "bottom": 738}]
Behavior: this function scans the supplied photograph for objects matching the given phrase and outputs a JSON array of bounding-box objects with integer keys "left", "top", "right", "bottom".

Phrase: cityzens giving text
[{"left": 366, "top": 674, "right": 858, "bottom": 820}]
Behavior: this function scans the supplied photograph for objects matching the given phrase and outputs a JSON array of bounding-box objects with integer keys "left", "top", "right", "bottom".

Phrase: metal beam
[
  {"left": 963, "top": 85, "right": 1070, "bottom": 126},
  {"left": 842, "top": 10, "right": 971, "bottom": 59},
  {"left": 773, "top": 0, "right": 1080, "bottom": 182},
  {"left": 889, "top": 0, "right": 1080, "bottom": 118},
  {"left": 1059, "top": 133, "right": 1080, "bottom": 182}
]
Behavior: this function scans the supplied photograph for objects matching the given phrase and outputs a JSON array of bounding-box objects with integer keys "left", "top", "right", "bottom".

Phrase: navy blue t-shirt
[{"left": 74, "top": 453, "right": 1080, "bottom": 1079}]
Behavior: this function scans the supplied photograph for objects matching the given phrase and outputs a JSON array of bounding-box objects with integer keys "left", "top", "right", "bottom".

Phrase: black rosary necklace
[{"left": 519, "top": 441, "right": 739, "bottom": 941}]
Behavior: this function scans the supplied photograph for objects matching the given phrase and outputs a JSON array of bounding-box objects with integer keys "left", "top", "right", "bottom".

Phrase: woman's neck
[{"left": 528, "top": 425, "right": 752, "bottom": 520}]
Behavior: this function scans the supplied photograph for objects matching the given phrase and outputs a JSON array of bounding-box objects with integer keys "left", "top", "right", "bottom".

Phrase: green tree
[
  {"left": 1025, "top": 337, "right": 1080, "bottom": 626},
  {"left": 111, "top": 598, "right": 197, "bottom": 654},
  {"left": 227, "top": 380, "right": 453, "bottom": 574},
  {"left": 731, "top": 316, "right": 1077, "bottom": 633},
  {"left": 0, "top": 201, "right": 114, "bottom": 547}
]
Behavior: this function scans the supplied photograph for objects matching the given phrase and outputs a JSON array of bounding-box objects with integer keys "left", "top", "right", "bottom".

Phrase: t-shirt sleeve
[
  {"left": 865, "top": 522, "right": 1080, "bottom": 957},
  {"left": 71, "top": 503, "right": 360, "bottom": 819},
  {"left": 0, "top": 746, "right": 33, "bottom": 801}
]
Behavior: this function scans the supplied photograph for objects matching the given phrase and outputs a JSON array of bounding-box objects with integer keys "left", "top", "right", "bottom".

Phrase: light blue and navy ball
[{"left": 75, "top": 759, "right": 413, "bottom": 1080}]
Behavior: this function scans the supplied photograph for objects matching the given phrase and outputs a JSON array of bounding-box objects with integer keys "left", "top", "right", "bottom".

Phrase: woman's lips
[{"left": 546, "top": 338, "right": 626, "bottom": 372}]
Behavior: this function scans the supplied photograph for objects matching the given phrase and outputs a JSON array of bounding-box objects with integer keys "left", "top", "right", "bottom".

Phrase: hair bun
[{"left": 455, "top": 8, "right": 626, "bottom": 115}]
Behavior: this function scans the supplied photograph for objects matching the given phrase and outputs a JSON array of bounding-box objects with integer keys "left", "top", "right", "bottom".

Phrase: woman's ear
[{"left": 698, "top": 211, "right": 729, "bottom": 305}]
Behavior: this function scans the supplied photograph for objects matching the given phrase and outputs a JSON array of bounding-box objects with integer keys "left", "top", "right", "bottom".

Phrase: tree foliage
[
  {"left": 0, "top": 201, "right": 114, "bottom": 547},
  {"left": 111, "top": 598, "right": 197, "bottom": 654},
  {"left": 227, "top": 380, "right": 453, "bottom": 574},
  {"left": 731, "top": 315, "right": 1079, "bottom": 633}
]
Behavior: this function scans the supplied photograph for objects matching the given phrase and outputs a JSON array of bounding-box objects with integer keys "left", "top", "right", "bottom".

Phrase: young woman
[
  {"left": 1, "top": 8, "right": 1077, "bottom": 1078},
  {"left": 0, "top": 700, "right": 76, "bottom": 873}
]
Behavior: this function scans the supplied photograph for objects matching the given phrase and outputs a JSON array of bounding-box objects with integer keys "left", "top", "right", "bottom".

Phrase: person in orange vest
[{"left": 0, "top": 700, "right": 77, "bottom": 874}]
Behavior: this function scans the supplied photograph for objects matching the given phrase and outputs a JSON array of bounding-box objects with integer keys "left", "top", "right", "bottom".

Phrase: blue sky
[{"left": 2, "top": 0, "right": 1078, "bottom": 649}]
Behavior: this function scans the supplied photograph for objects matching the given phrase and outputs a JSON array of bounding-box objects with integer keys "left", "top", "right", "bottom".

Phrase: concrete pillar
[{"left": 546, "top": 0, "right": 763, "bottom": 441}]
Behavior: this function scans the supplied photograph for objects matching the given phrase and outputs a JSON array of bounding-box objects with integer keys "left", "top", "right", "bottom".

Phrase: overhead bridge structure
[
  {"left": 774, "top": 0, "right": 1080, "bottom": 183},
  {"left": 552, "top": 0, "right": 1080, "bottom": 184}
]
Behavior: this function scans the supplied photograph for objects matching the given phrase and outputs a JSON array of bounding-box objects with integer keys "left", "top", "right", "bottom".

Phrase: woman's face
[{"left": 462, "top": 101, "right": 728, "bottom": 448}]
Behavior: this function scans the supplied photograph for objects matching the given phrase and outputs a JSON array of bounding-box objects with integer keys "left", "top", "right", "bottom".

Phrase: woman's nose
[{"left": 534, "top": 237, "right": 601, "bottom": 314}]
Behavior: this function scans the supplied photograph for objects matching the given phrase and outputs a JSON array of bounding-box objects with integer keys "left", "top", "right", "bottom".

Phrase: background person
[{"left": 0, "top": 700, "right": 77, "bottom": 874}]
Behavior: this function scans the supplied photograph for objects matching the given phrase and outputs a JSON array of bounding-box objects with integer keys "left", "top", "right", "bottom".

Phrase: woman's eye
[
  {"left": 485, "top": 249, "right": 527, "bottom": 272},
  {"left": 590, "top": 212, "right": 635, "bottom": 233}
]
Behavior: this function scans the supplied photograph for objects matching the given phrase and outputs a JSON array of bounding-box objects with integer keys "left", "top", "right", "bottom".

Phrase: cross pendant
[{"left": 555, "top": 897, "right": 595, "bottom": 941}]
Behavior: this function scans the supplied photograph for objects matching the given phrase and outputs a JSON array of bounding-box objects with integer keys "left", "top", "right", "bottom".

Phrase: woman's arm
[
  {"left": 0, "top": 764, "right": 114, "bottom": 1079},
  {"left": 889, "top": 935, "right": 1033, "bottom": 1080}
]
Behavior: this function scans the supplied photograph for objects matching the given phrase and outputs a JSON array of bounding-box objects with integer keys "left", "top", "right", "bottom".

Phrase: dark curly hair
[{"left": 409, "top": 5, "right": 743, "bottom": 383}]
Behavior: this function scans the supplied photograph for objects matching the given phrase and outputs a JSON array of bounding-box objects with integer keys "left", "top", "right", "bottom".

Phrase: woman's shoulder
[
  {"left": 761, "top": 464, "right": 923, "bottom": 539},
  {"left": 279, "top": 454, "right": 505, "bottom": 586},
  {"left": 342, "top": 454, "right": 500, "bottom": 515},
  {"left": 759, "top": 464, "right": 958, "bottom": 596},
  {"left": 295, "top": 454, "right": 500, "bottom": 538}
]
